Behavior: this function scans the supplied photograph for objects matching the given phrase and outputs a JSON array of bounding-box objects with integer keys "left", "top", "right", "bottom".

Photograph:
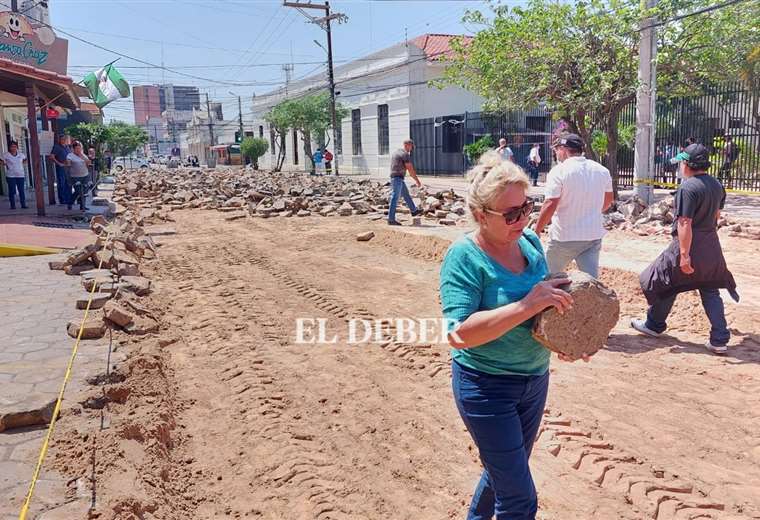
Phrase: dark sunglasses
[{"left": 484, "top": 197, "right": 535, "bottom": 225}]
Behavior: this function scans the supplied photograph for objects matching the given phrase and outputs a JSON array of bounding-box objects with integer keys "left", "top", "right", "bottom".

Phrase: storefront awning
[{"left": 0, "top": 57, "right": 79, "bottom": 109}]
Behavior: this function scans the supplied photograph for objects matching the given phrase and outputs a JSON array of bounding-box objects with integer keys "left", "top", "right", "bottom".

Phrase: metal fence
[{"left": 411, "top": 82, "right": 760, "bottom": 191}]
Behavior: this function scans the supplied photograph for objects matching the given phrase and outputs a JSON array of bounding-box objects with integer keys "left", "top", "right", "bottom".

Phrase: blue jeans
[
  {"left": 645, "top": 288, "right": 730, "bottom": 346},
  {"left": 6, "top": 177, "right": 26, "bottom": 209},
  {"left": 546, "top": 238, "right": 602, "bottom": 278},
  {"left": 70, "top": 177, "right": 87, "bottom": 210},
  {"left": 388, "top": 176, "right": 417, "bottom": 222},
  {"left": 452, "top": 361, "right": 549, "bottom": 520},
  {"left": 55, "top": 165, "right": 71, "bottom": 204}
]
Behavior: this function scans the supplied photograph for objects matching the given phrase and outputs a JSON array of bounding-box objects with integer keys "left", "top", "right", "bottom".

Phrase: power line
[
  {"left": 20, "top": 12, "right": 281, "bottom": 87},
  {"left": 642, "top": 0, "right": 752, "bottom": 29}
]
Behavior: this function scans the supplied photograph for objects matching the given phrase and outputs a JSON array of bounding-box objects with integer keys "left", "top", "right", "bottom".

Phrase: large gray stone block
[{"left": 532, "top": 271, "right": 620, "bottom": 360}]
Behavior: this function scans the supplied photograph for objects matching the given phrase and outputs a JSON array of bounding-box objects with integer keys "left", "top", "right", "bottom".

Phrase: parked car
[{"left": 112, "top": 156, "right": 149, "bottom": 173}]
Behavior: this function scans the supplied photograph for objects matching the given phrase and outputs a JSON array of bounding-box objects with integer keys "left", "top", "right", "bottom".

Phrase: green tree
[
  {"left": 240, "top": 137, "right": 269, "bottom": 169},
  {"left": 442, "top": 0, "right": 759, "bottom": 194},
  {"left": 264, "top": 103, "right": 290, "bottom": 172},
  {"left": 266, "top": 92, "right": 348, "bottom": 174},
  {"left": 463, "top": 135, "right": 495, "bottom": 163},
  {"left": 106, "top": 121, "right": 148, "bottom": 159},
  {"left": 65, "top": 122, "right": 110, "bottom": 150}
]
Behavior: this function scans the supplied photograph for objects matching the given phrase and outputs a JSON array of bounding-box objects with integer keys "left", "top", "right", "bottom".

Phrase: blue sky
[{"left": 47, "top": 0, "right": 496, "bottom": 123}]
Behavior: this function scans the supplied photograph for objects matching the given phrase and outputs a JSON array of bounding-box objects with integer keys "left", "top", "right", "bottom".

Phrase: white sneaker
[
  {"left": 705, "top": 341, "right": 727, "bottom": 355},
  {"left": 630, "top": 318, "right": 662, "bottom": 338}
]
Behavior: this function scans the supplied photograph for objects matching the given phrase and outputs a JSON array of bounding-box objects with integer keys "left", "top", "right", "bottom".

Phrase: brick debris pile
[
  {"left": 604, "top": 195, "right": 760, "bottom": 240},
  {"left": 49, "top": 214, "right": 161, "bottom": 339},
  {"left": 111, "top": 167, "right": 471, "bottom": 226}
]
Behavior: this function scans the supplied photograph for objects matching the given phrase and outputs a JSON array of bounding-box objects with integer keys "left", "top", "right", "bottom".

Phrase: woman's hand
[{"left": 523, "top": 277, "right": 573, "bottom": 315}]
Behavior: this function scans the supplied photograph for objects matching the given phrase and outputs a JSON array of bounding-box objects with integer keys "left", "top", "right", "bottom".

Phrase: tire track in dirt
[
  {"left": 238, "top": 244, "right": 452, "bottom": 381},
  {"left": 537, "top": 411, "right": 727, "bottom": 520},
  {"left": 158, "top": 246, "right": 365, "bottom": 519}
]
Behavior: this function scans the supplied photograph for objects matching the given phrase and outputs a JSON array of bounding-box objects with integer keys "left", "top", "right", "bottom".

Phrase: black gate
[{"left": 411, "top": 81, "right": 760, "bottom": 191}]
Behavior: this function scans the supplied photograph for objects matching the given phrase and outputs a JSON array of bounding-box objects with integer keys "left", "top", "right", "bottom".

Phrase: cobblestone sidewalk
[{"left": 0, "top": 254, "right": 114, "bottom": 519}]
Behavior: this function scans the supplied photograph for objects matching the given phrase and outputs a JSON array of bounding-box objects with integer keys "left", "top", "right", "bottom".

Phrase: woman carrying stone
[{"left": 439, "top": 151, "right": 585, "bottom": 519}]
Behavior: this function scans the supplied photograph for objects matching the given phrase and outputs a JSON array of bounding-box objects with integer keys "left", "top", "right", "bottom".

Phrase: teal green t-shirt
[{"left": 439, "top": 230, "right": 550, "bottom": 376}]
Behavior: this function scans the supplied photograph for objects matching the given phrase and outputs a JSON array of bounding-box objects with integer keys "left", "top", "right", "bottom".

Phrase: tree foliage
[
  {"left": 265, "top": 92, "right": 348, "bottom": 173},
  {"left": 105, "top": 121, "right": 148, "bottom": 158},
  {"left": 442, "top": 0, "right": 759, "bottom": 192},
  {"left": 240, "top": 137, "right": 269, "bottom": 170},
  {"left": 65, "top": 122, "right": 110, "bottom": 149},
  {"left": 463, "top": 135, "right": 495, "bottom": 163}
]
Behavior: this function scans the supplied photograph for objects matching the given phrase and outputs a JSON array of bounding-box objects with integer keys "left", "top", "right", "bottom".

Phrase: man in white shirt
[
  {"left": 495, "top": 138, "right": 514, "bottom": 162},
  {"left": 534, "top": 133, "right": 614, "bottom": 278},
  {"left": 0, "top": 141, "right": 29, "bottom": 210},
  {"left": 527, "top": 143, "right": 541, "bottom": 186}
]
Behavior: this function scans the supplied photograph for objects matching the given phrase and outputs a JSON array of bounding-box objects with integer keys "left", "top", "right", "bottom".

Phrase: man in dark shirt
[
  {"left": 632, "top": 144, "right": 734, "bottom": 354},
  {"left": 49, "top": 134, "right": 71, "bottom": 205},
  {"left": 388, "top": 139, "right": 423, "bottom": 226}
]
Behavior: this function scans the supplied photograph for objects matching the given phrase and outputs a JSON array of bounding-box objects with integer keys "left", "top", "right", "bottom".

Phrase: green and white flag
[{"left": 83, "top": 63, "right": 131, "bottom": 108}]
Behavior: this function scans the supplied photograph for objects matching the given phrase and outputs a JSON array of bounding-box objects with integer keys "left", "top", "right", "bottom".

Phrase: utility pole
[
  {"left": 205, "top": 92, "right": 215, "bottom": 147},
  {"left": 324, "top": 2, "right": 339, "bottom": 175},
  {"left": 283, "top": 1, "right": 347, "bottom": 175},
  {"left": 238, "top": 95, "right": 244, "bottom": 141},
  {"left": 633, "top": 0, "right": 658, "bottom": 205}
]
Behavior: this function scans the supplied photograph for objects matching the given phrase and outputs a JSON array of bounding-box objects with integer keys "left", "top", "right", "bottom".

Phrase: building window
[
  {"left": 377, "top": 104, "right": 389, "bottom": 155},
  {"left": 336, "top": 125, "right": 343, "bottom": 155},
  {"left": 270, "top": 128, "right": 275, "bottom": 155},
  {"left": 292, "top": 130, "right": 299, "bottom": 165},
  {"left": 441, "top": 116, "right": 463, "bottom": 154},
  {"left": 351, "top": 109, "right": 362, "bottom": 155},
  {"left": 259, "top": 125, "right": 264, "bottom": 138}
]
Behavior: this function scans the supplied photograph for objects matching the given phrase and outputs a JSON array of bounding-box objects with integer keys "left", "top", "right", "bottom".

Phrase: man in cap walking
[
  {"left": 633, "top": 143, "right": 738, "bottom": 354},
  {"left": 534, "top": 133, "right": 614, "bottom": 278}
]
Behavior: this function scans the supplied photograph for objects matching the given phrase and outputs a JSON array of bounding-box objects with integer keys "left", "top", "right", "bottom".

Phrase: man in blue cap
[{"left": 633, "top": 143, "right": 738, "bottom": 355}]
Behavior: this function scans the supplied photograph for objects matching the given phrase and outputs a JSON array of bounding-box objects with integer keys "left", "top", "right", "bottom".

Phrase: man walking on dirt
[
  {"left": 388, "top": 139, "right": 423, "bottom": 226},
  {"left": 534, "top": 133, "right": 614, "bottom": 278},
  {"left": 633, "top": 143, "right": 738, "bottom": 355}
]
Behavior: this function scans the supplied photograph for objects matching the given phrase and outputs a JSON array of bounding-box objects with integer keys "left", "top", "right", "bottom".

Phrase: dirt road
[{"left": 52, "top": 211, "right": 760, "bottom": 519}]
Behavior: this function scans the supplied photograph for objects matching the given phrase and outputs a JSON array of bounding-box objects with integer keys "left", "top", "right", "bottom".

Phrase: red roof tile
[{"left": 409, "top": 33, "right": 472, "bottom": 61}]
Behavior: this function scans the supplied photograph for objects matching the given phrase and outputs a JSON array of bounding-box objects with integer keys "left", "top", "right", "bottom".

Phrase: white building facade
[{"left": 251, "top": 34, "right": 483, "bottom": 176}]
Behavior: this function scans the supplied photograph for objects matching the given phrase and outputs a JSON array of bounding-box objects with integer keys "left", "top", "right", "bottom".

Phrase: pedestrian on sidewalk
[
  {"left": 387, "top": 139, "right": 423, "bottom": 226},
  {"left": 533, "top": 133, "right": 614, "bottom": 278},
  {"left": 440, "top": 150, "right": 584, "bottom": 520},
  {"left": 0, "top": 141, "right": 29, "bottom": 209},
  {"left": 66, "top": 141, "right": 91, "bottom": 211},
  {"left": 49, "top": 134, "right": 71, "bottom": 205},
  {"left": 719, "top": 135, "right": 739, "bottom": 189},
  {"left": 632, "top": 143, "right": 739, "bottom": 355},
  {"left": 312, "top": 148, "right": 324, "bottom": 176},
  {"left": 526, "top": 143, "right": 541, "bottom": 186},
  {"left": 323, "top": 148, "right": 333, "bottom": 175},
  {"left": 495, "top": 137, "right": 514, "bottom": 163}
]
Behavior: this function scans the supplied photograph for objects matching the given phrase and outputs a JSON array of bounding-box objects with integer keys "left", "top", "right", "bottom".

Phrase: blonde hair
[{"left": 466, "top": 150, "right": 530, "bottom": 222}]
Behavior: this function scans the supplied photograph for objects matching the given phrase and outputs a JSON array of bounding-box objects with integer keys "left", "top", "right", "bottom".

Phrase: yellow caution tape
[
  {"left": 632, "top": 177, "right": 760, "bottom": 196},
  {"left": 18, "top": 234, "right": 112, "bottom": 520}
]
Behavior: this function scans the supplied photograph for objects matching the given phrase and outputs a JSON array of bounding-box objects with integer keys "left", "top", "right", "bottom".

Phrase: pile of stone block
[
  {"left": 110, "top": 167, "right": 472, "bottom": 227},
  {"left": 50, "top": 215, "right": 160, "bottom": 339},
  {"left": 604, "top": 195, "right": 760, "bottom": 239}
]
